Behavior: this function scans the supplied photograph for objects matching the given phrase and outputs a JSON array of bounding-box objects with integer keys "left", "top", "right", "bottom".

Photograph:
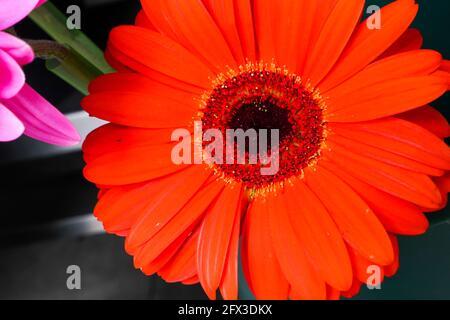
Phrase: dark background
[{"left": 0, "top": 0, "right": 448, "bottom": 300}]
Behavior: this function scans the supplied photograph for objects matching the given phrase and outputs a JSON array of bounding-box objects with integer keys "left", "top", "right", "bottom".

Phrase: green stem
[
  {"left": 45, "top": 54, "right": 100, "bottom": 96},
  {"left": 29, "top": 40, "right": 102, "bottom": 95},
  {"left": 29, "top": 1, "right": 113, "bottom": 75}
]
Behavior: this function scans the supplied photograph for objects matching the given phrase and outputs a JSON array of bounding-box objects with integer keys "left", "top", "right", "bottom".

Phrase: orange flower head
[{"left": 82, "top": 0, "right": 450, "bottom": 300}]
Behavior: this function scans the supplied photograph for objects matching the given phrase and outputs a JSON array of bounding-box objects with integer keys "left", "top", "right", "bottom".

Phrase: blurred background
[{"left": 0, "top": 0, "right": 448, "bottom": 300}]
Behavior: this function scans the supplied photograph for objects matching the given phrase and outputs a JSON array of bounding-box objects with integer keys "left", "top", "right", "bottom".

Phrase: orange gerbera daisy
[{"left": 82, "top": 0, "right": 450, "bottom": 300}]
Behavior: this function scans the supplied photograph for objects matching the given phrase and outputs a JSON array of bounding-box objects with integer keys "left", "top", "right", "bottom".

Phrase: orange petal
[
  {"left": 347, "top": 245, "right": 385, "bottom": 285},
  {"left": 233, "top": 0, "right": 256, "bottom": 61},
  {"left": 319, "top": 0, "right": 419, "bottom": 92},
  {"left": 84, "top": 142, "right": 189, "bottom": 185},
  {"left": 440, "top": 60, "right": 450, "bottom": 90},
  {"left": 159, "top": 228, "right": 200, "bottom": 283},
  {"left": 135, "top": 9, "right": 156, "bottom": 30},
  {"left": 328, "top": 132, "right": 444, "bottom": 177},
  {"left": 108, "top": 25, "right": 214, "bottom": 88},
  {"left": 270, "top": 0, "right": 317, "bottom": 71},
  {"left": 384, "top": 235, "right": 400, "bottom": 277},
  {"left": 268, "top": 192, "right": 327, "bottom": 299},
  {"left": 106, "top": 43, "right": 204, "bottom": 94},
  {"left": 143, "top": 0, "right": 236, "bottom": 73},
  {"left": 325, "top": 75, "right": 447, "bottom": 122},
  {"left": 325, "top": 141, "right": 442, "bottom": 209},
  {"left": 83, "top": 72, "right": 199, "bottom": 129},
  {"left": 285, "top": 180, "right": 353, "bottom": 291},
  {"left": 396, "top": 106, "right": 450, "bottom": 139},
  {"left": 253, "top": 0, "right": 276, "bottom": 62},
  {"left": 83, "top": 124, "right": 182, "bottom": 163},
  {"left": 267, "top": 0, "right": 339, "bottom": 73},
  {"left": 326, "top": 286, "right": 341, "bottom": 301},
  {"left": 125, "top": 166, "right": 211, "bottom": 252},
  {"left": 135, "top": 179, "right": 225, "bottom": 273},
  {"left": 104, "top": 47, "right": 130, "bottom": 73},
  {"left": 324, "top": 49, "right": 442, "bottom": 97},
  {"left": 202, "top": 0, "right": 244, "bottom": 64},
  {"left": 182, "top": 275, "right": 200, "bottom": 285},
  {"left": 241, "top": 199, "right": 289, "bottom": 299},
  {"left": 341, "top": 279, "right": 362, "bottom": 299},
  {"left": 379, "top": 28, "right": 423, "bottom": 59},
  {"left": 329, "top": 118, "right": 450, "bottom": 170},
  {"left": 165, "top": 0, "right": 237, "bottom": 71},
  {"left": 97, "top": 188, "right": 108, "bottom": 200},
  {"left": 83, "top": 91, "right": 195, "bottom": 129},
  {"left": 140, "top": 0, "right": 185, "bottom": 44},
  {"left": 432, "top": 173, "right": 450, "bottom": 211},
  {"left": 138, "top": 226, "right": 192, "bottom": 276},
  {"left": 440, "top": 60, "right": 450, "bottom": 73},
  {"left": 321, "top": 160, "right": 429, "bottom": 236},
  {"left": 197, "top": 184, "right": 244, "bottom": 300},
  {"left": 303, "top": 0, "right": 364, "bottom": 86},
  {"left": 94, "top": 176, "right": 183, "bottom": 236},
  {"left": 88, "top": 72, "right": 202, "bottom": 101},
  {"left": 433, "top": 70, "right": 450, "bottom": 91},
  {"left": 304, "top": 165, "right": 394, "bottom": 265},
  {"left": 219, "top": 194, "right": 246, "bottom": 300},
  {"left": 293, "top": 0, "right": 326, "bottom": 75}
]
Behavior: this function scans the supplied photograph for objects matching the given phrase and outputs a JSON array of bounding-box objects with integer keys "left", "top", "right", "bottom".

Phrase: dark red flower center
[
  {"left": 200, "top": 63, "right": 326, "bottom": 192},
  {"left": 228, "top": 97, "right": 293, "bottom": 145}
]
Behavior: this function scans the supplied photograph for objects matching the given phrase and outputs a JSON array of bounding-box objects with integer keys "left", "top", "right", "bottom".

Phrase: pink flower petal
[
  {"left": 3, "top": 84, "right": 81, "bottom": 146},
  {"left": 0, "top": 102, "right": 24, "bottom": 141},
  {"left": 0, "top": 0, "right": 40, "bottom": 30},
  {"left": 0, "top": 31, "right": 34, "bottom": 65},
  {"left": 0, "top": 49, "right": 25, "bottom": 99}
]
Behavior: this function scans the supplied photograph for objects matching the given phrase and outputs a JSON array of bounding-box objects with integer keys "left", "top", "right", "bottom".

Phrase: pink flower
[{"left": 0, "top": 0, "right": 80, "bottom": 145}]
